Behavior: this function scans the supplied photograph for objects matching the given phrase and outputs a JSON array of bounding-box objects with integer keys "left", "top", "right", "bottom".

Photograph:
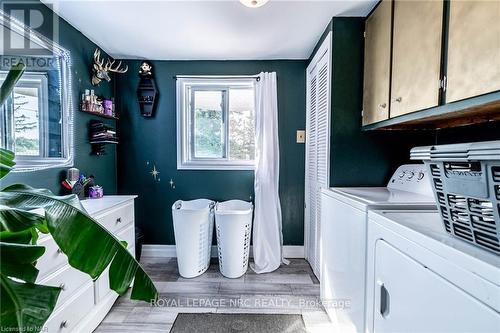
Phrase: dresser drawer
[
  {"left": 96, "top": 203, "right": 134, "bottom": 235},
  {"left": 117, "top": 223, "right": 135, "bottom": 249},
  {"left": 36, "top": 235, "right": 67, "bottom": 279},
  {"left": 43, "top": 281, "right": 94, "bottom": 333},
  {"left": 38, "top": 264, "right": 91, "bottom": 309}
]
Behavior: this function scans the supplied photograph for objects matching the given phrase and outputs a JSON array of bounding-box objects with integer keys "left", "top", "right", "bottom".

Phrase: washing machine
[
  {"left": 320, "top": 164, "right": 437, "bottom": 333},
  {"left": 365, "top": 210, "right": 500, "bottom": 333}
]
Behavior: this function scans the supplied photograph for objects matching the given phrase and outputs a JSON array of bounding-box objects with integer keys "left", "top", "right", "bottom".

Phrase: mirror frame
[{"left": 0, "top": 10, "right": 74, "bottom": 172}]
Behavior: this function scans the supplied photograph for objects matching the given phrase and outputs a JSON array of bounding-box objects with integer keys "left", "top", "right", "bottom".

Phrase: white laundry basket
[
  {"left": 172, "top": 199, "right": 215, "bottom": 278},
  {"left": 215, "top": 200, "right": 253, "bottom": 278}
]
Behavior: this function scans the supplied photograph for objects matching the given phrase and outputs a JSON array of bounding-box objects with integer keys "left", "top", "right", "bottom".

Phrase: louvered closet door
[
  {"left": 305, "top": 33, "right": 331, "bottom": 279},
  {"left": 307, "top": 73, "right": 318, "bottom": 276}
]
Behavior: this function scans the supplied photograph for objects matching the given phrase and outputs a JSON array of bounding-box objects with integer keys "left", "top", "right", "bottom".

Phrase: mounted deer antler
[{"left": 91, "top": 48, "right": 128, "bottom": 86}]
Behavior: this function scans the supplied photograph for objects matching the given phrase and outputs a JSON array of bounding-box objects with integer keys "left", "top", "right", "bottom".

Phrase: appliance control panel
[{"left": 387, "top": 164, "right": 434, "bottom": 197}]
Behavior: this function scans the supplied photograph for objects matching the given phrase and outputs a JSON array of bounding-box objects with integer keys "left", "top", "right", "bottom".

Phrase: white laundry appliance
[
  {"left": 320, "top": 164, "right": 437, "bottom": 333},
  {"left": 366, "top": 210, "right": 500, "bottom": 333}
]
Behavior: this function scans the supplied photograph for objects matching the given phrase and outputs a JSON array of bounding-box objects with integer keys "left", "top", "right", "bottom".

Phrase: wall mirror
[{"left": 0, "top": 10, "right": 73, "bottom": 172}]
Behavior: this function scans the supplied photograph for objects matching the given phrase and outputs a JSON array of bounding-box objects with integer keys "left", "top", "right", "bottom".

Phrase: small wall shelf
[
  {"left": 89, "top": 120, "right": 118, "bottom": 155},
  {"left": 89, "top": 140, "right": 119, "bottom": 145},
  {"left": 80, "top": 109, "right": 119, "bottom": 120},
  {"left": 137, "top": 61, "right": 158, "bottom": 117}
]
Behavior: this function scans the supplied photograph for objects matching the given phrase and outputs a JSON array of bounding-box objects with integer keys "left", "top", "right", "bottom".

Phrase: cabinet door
[
  {"left": 363, "top": 0, "right": 392, "bottom": 126},
  {"left": 305, "top": 33, "right": 331, "bottom": 279},
  {"left": 390, "top": 0, "right": 443, "bottom": 117},
  {"left": 446, "top": 1, "right": 500, "bottom": 103},
  {"left": 373, "top": 240, "right": 499, "bottom": 333}
]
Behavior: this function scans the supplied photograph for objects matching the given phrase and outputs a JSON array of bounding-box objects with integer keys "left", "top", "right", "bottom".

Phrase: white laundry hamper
[
  {"left": 215, "top": 200, "right": 253, "bottom": 278},
  {"left": 172, "top": 199, "right": 215, "bottom": 278}
]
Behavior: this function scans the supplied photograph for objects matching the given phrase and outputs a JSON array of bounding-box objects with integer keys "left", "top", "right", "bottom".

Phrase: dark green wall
[
  {"left": 115, "top": 61, "right": 307, "bottom": 245},
  {"left": 1, "top": 2, "right": 117, "bottom": 194}
]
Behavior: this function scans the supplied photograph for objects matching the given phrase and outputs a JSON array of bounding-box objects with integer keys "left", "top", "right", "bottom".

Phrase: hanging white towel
[{"left": 251, "top": 72, "right": 288, "bottom": 274}]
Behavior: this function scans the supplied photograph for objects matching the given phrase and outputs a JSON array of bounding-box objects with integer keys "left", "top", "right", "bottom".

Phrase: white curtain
[{"left": 251, "top": 72, "right": 287, "bottom": 274}]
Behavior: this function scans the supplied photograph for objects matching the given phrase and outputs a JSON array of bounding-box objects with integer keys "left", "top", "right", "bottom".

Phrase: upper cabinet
[
  {"left": 362, "top": 0, "right": 500, "bottom": 129},
  {"left": 390, "top": 0, "right": 443, "bottom": 117},
  {"left": 446, "top": 0, "right": 500, "bottom": 103},
  {"left": 362, "top": 0, "right": 392, "bottom": 126}
]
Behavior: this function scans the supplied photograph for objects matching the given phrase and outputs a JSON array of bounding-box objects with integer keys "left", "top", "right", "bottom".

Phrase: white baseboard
[{"left": 141, "top": 244, "right": 304, "bottom": 259}]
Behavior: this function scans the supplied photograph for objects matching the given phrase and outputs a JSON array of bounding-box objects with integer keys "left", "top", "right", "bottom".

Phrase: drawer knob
[
  {"left": 60, "top": 320, "right": 68, "bottom": 328},
  {"left": 379, "top": 103, "right": 387, "bottom": 109},
  {"left": 116, "top": 217, "right": 122, "bottom": 223},
  {"left": 394, "top": 97, "right": 402, "bottom": 103},
  {"left": 59, "top": 283, "right": 66, "bottom": 291}
]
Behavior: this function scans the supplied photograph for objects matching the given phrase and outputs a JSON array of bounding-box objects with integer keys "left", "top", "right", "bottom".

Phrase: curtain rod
[{"left": 174, "top": 75, "right": 260, "bottom": 81}]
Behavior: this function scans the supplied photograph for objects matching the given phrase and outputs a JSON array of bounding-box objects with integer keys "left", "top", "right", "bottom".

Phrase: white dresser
[{"left": 36, "top": 195, "right": 137, "bottom": 333}]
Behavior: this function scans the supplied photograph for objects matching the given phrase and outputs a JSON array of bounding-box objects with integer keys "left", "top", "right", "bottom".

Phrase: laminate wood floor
[{"left": 95, "top": 257, "right": 334, "bottom": 332}]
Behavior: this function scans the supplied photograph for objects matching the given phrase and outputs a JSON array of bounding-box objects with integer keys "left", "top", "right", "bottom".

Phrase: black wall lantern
[{"left": 137, "top": 61, "right": 158, "bottom": 117}]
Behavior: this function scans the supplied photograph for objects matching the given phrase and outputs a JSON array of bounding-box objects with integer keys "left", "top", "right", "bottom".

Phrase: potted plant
[{"left": 0, "top": 64, "right": 158, "bottom": 332}]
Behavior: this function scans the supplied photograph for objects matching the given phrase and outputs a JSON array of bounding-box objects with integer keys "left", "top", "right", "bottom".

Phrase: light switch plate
[{"left": 296, "top": 130, "right": 305, "bottom": 143}]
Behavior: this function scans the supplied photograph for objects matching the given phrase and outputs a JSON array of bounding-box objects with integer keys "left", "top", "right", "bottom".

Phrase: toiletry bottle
[
  {"left": 90, "top": 90, "right": 95, "bottom": 112},
  {"left": 84, "top": 89, "right": 91, "bottom": 111}
]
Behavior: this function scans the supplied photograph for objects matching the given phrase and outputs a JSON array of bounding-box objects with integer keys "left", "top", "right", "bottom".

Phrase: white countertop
[{"left": 80, "top": 195, "right": 137, "bottom": 215}]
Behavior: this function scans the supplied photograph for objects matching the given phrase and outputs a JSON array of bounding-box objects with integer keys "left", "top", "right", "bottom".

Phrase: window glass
[
  {"left": 13, "top": 86, "right": 41, "bottom": 156},
  {"left": 193, "top": 90, "right": 224, "bottom": 159},
  {"left": 229, "top": 88, "right": 255, "bottom": 161}
]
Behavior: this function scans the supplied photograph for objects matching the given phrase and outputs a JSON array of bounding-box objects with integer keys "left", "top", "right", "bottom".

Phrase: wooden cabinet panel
[
  {"left": 363, "top": 0, "right": 392, "bottom": 126},
  {"left": 446, "top": 0, "right": 500, "bottom": 103},
  {"left": 390, "top": 0, "right": 443, "bottom": 117}
]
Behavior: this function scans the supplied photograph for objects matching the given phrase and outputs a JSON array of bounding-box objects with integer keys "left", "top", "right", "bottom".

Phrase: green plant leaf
[
  {"left": 1, "top": 184, "right": 158, "bottom": 302},
  {"left": 0, "top": 229, "right": 33, "bottom": 244},
  {"left": 0, "top": 149, "right": 15, "bottom": 167},
  {"left": 0, "top": 275, "right": 60, "bottom": 333},
  {"left": 0, "top": 148, "right": 16, "bottom": 179},
  {"left": 0, "top": 63, "right": 26, "bottom": 106},
  {"left": 0, "top": 242, "right": 45, "bottom": 283},
  {"left": 0, "top": 203, "right": 47, "bottom": 245},
  {"left": 0, "top": 205, "right": 46, "bottom": 233}
]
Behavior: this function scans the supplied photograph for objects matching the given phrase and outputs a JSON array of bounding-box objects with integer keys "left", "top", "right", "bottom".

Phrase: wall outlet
[{"left": 296, "top": 130, "right": 305, "bottom": 143}]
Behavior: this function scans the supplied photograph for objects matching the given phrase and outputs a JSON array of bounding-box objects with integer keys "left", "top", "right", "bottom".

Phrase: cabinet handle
[
  {"left": 379, "top": 103, "right": 387, "bottom": 109},
  {"left": 56, "top": 248, "right": 63, "bottom": 254},
  {"left": 394, "top": 97, "right": 402, "bottom": 103},
  {"left": 379, "top": 282, "right": 390, "bottom": 318},
  {"left": 59, "top": 283, "right": 66, "bottom": 291},
  {"left": 116, "top": 217, "right": 122, "bottom": 223},
  {"left": 60, "top": 320, "right": 68, "bottom": 328}
]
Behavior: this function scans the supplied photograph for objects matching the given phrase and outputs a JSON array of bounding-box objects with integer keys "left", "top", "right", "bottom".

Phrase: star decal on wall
[{"left": 150, "top": 164, "right": 160, "bottom": 181}]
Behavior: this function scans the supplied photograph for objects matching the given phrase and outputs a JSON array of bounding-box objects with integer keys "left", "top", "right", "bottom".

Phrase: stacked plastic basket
[
  {"left": 411, "top": 140, "right": 500, "bottom": 255},
  {"left": 172, "top": 199, "right": 253, "bottom": 278}
]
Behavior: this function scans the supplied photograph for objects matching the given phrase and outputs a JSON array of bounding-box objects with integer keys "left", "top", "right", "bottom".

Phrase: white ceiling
[{"left": 42, "top": 0, "right": 377, "bottom": 60}]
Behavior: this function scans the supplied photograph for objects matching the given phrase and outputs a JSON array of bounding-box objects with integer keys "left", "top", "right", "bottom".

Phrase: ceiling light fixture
[{"left": 239, "top": 0, "right": 270, "bottom": 8}]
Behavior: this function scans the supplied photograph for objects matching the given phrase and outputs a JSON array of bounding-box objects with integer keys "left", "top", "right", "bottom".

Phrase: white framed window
[
  {"left": 177, "top": 76, "right": 256, "bottom": 170},
  {"left": 0, "top": 12, "right": 74, "bottom": 172}
]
